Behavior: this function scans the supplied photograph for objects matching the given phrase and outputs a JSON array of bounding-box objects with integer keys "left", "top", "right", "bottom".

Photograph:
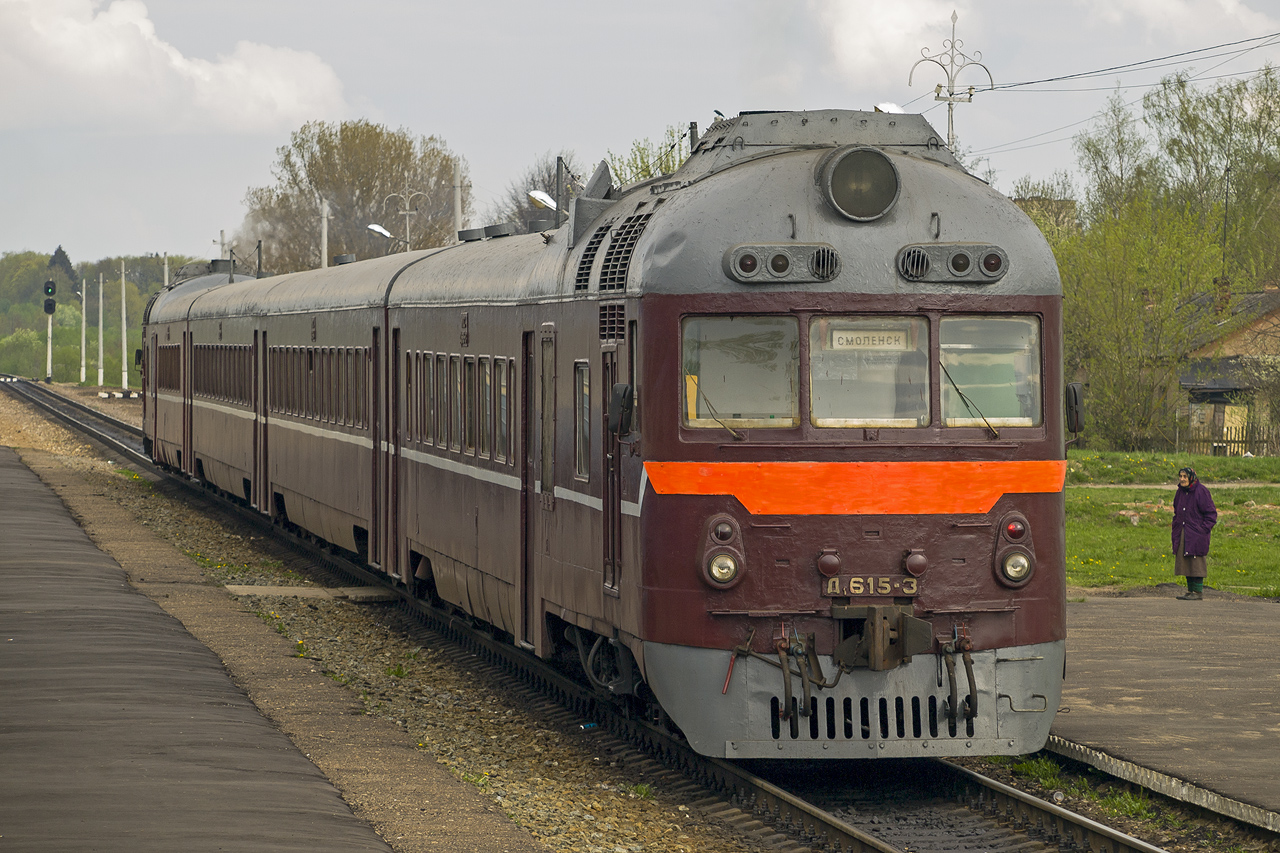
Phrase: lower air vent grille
[{"left": 769, "top": 693, "right": 974, "bottom": 741}]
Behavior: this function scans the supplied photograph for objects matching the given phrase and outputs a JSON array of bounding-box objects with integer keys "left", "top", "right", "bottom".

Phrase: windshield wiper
[
  {"left": 689, "top": 378, "right": 746, "bottom": 441},
  {"left": 939, "top": 361, "right": 999, "bottom": 439}
]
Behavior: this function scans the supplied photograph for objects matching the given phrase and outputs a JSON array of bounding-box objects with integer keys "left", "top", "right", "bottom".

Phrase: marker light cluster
[
  {"left": 994, "top": 513, "right": 1034, "bottom": 587},
  {"left": 896, "top": 244, "right": 1009, "bottom": 285},
  {"left": 724, "top": 243, "right": 842, "bottom": 285}
]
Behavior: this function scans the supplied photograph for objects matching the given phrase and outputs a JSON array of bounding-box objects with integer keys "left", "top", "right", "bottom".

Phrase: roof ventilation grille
[
  {"left": 575, "top": 219, "right": 614, "bottom": 291},
  {"left": 599, "top": 212, "right": 653, "bottom": 291}
]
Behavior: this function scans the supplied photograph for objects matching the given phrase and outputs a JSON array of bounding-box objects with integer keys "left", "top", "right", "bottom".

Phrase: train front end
[{"left": 631, "top": 111, "right": 1067, "bottom": 759}]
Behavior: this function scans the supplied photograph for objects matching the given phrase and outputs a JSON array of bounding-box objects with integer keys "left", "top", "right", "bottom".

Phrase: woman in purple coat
[{"left": 1172, "top": 467, "right": 1217, "bottom": 600}]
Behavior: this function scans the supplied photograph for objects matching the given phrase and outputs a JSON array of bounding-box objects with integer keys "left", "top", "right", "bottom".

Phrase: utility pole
[
  {"left": 79, "top": 279, "right": 86, "bottom": 383},
  {"left": 120, "top": 261, "right": 128, "bottom": 391},
  {"left": 97, "top": 272, "right": 104, "bottom": 387},
  {"left": 909, "top": 11, "right": 993, "bottom": 152},
  {"left": 453, "top": 161, "right": 463, "bottom": 241},
  {"left": 320, "top": 198, "right": 330, "bottom": 268}
]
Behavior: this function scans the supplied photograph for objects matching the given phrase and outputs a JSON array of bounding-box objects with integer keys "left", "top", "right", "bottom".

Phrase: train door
[
  {"left": 148, "top": 333, "right": 158, "bottom": 450},
  {"left": 519, "top": 330, "right": 535, "bottom": 645},
  {"left": 182, "top": 327, "right": 193, "bottom": 476},
  {"left": 370, "top": 328, "right": 381, "bottom": 570},
  {"left": 254, "top": 330, "right": 269, "bottom": 514},
  {"left": 601, "top": 349, "right": 622, "bottom": 594},
  {"left": 387, "top": 327, "right": 402, "bottom": 582}
]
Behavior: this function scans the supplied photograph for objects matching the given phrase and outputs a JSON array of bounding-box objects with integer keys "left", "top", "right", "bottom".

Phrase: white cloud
[
  {"left": 811, "top": 0, "right": 963, "bottom": 91},
  {"left": 1071, "top": 0, "right": 1277, "bottom": 36},
  {"left": 0, "top": 0, "right": 347, "bottom": 133}
]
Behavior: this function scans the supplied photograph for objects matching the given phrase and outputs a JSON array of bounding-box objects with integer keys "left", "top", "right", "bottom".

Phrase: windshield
[
  {"left": 940, "top": 316, "right": 1041, "bottom": 427},
  {"left": 810, "top": 316, "right": 929, "bottom": 427},
  {"left": 681, "top": 316, "right": 799, "bottom": 428}
]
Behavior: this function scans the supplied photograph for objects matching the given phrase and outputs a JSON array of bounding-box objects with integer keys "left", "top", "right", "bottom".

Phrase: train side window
[
  {"left": 540, "top": 336, "right": 555, "bottom": 491},
  {"left": 450, "top": 355, "right": 462, "bottom": 451},
  {"left": 355, "top": 345, "right": 366, "bottom": 425},
  {"left": 320, "top": 348, "right": 330, "bottom": 422},
  {"left": 574, "top": 361, "right": 590, "bottom": 479},
  {"left": 495, "top": 358, "right": 508, "bottom": 463},
  {"left": 295, "top": 347, "right": 304, "bottom": 417},
  {"left": 681, "top": 316, "right": 799, "bottom": 429},
  {"left": 479, "top": 357, "right": 491, "bottom": 458},
  {"left": 809, "top": 316, "right": 930, "bottom": 428},
  {"left": 435, "top": 355, "right": 447, "bottom": 447},
  {"left": 326, "top": 348, "right": 335, "bottom": 422},
  {"left": 507, "top": 359, "right": 517, "bottom": 464},
  {"left": 628, "top": 320, "right": 640, "bottom": 432},
  {"left": 464, "top": 357, "right": 477, "bottom": 453},
  {"left": 405, "top": 351, "right": 414, "bottom": 441},
  {"left": 427, "top": 350, "right": 437, "bottom": 445},
  {"left": 940, "top": 315, "right": 1042, "bottom": 428}
]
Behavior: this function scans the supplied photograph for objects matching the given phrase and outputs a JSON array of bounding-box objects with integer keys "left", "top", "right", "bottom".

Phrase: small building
[{"left": 1179, "top": 288, "right": 1280, "bottom": 455}]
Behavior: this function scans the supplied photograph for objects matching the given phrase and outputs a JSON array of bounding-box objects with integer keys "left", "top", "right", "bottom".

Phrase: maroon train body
[{"left": 143, "top": 110, "right": 1070, "bottom": 759}]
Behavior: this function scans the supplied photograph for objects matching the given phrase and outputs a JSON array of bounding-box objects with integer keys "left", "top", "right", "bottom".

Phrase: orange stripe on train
[{"left": 643, "top": 460, "right": 1067, "bottom": 515}]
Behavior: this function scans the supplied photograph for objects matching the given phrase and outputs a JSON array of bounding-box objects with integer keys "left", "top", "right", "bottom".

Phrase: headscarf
[{"left": 1178, "top": 467, "right": 1197, "bottom": 486}]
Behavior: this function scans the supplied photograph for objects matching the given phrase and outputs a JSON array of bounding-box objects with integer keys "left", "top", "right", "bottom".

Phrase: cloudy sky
[{"left": 2, "top": 0, "right": 1278, "bottom": 264}]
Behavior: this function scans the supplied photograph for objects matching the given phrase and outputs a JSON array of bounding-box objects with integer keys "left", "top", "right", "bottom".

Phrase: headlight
[
  {"left": 708, "top": 554, "right": 739, "bottom": 584},
  {"left": 822, "top": 147, "right": 900, "bottom": 222},
  {"left": 1001, "top": 552, "right": 1032, "bottom": 582}
]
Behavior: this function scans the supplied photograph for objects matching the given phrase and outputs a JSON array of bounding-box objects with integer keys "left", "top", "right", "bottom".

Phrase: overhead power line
[{"left": 990, "top": 32, "right": 1280, "bottom": 91}]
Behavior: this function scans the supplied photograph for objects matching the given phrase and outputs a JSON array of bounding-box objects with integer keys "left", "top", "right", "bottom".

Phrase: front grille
[{"left": 769, "top": 693, "right": 975, "bottom": 741}]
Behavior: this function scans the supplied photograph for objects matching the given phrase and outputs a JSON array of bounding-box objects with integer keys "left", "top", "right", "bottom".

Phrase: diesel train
[{"left": 142, "top": 109, "right": 1074, "bottom": 759}]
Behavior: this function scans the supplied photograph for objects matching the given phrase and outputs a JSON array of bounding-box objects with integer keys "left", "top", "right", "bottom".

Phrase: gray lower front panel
[{"left": 643, "top": 640, "right": 1063, "bottom": 759}]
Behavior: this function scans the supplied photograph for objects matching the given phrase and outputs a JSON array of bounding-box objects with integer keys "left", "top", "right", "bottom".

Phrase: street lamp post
[
  {"left": 383, "top": 188, "right": 426, "bottom": 251},
  {"left": 909, "top": 11, "right": 993, "bottom": 152}
]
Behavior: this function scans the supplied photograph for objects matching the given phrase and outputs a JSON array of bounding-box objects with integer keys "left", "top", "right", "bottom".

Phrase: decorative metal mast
[{"left": 909, "top": 11, "right": 994, "bottom": 151}]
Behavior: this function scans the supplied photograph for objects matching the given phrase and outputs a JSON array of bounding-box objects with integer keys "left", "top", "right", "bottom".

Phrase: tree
[
  {"left": 607, "top": 125, "right": 690, "bottom": 187},
  {"left": 486, "top": 150, "right": 583, "bottom": 235},
  {"left": 1059, "top": 189, "right": 1228, "bottom": 449},
  {"left": 48, "top": 245, "right": 76, "bottom": 288},
  {"left": 1010, "top": 172, "right": 1079, "bottom": 247},
  {"left": 1142, "top": 67, "right": 1280, "bottom": 286},
  {"left": 1074, "top": 92, "right": 1157, "bottom": 223},
  {"left": 239, "top": 120, "right": 471, "bottom": 274}
]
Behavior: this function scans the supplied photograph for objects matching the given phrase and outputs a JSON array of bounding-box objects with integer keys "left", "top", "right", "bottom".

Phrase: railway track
[{"left": 4, "top": 378, "right": 1170, "bottom": 853}]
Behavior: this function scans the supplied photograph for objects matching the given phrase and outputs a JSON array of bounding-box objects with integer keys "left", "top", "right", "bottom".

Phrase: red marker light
[
  {"left": 983, "top": 252, "right": 1004, "bottom": 274},
  {"left": 738, "top": 253, "right": 759, "bottom": 275},
  {"left": 1005, "top": 520, "right": 1026, "bottom": 540}
]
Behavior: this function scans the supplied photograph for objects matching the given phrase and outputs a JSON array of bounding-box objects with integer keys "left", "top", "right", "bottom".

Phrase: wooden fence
[{"left": 1178, "top": 424, "right": 1280, "bottom": 457}]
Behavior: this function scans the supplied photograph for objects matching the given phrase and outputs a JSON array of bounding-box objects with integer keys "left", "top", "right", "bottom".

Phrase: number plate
[{"left": 821, "top": 576, "right": 919, "bottom": 597}]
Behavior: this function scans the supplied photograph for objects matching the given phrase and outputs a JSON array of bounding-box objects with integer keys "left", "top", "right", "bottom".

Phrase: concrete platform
[
  {"left": 0, "top": 445, "right": 395, "bottom": 852},
  {"left": 1051, "top": 591, "right": 1280, "bottom": 833}
]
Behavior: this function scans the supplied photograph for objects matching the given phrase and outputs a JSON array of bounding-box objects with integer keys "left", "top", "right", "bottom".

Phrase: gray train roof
[{"left": 145, "top": 109, "right": 1058, "bottom": 325}]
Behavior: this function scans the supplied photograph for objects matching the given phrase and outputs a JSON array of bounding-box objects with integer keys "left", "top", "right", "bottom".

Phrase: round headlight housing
[
  {"left": 822, "top": 147, "right": 900, "bottom": 222},
  {"left": 708, "top": 553, "right": 739, "bottom": 585},
  {"left": 1001, "top": 552, "right": 1032, "bottom": 583}
]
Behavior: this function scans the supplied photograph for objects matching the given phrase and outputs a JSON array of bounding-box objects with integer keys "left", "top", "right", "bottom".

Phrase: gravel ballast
[{"left": 0, "top": 389, "right": 768, "bottom": 853}]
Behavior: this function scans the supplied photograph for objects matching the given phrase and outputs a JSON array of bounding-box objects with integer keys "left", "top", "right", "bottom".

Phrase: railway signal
[{"left": 43, "top": 281, "right": 56, "bottom": 383}]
